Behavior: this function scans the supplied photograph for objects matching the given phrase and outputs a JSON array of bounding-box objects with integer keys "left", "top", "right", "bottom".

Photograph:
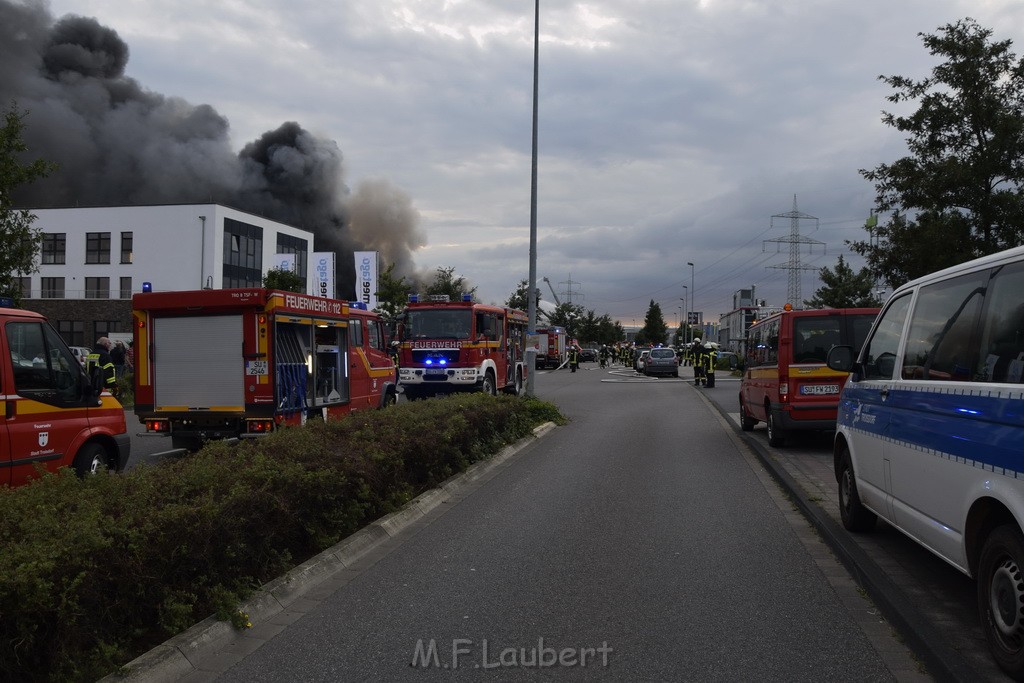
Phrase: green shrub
[{"left": 0, "top": 394, "right": 562, "bottom": 682}]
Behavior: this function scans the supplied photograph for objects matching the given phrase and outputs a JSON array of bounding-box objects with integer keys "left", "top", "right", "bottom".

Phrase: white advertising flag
[
  {"left": 354, "top": 251, "right": 378, "bottom": 309},
  {"left": 273, "top": 253, "right": 296, "bottom": 273},
  {"left": 311, "top": 251, "right": 336, "bottom": 298}
]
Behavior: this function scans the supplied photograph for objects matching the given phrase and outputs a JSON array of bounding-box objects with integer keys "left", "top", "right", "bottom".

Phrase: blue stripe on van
[{"left": 839, "top": 383, "right": 1024, "bottom": 475}]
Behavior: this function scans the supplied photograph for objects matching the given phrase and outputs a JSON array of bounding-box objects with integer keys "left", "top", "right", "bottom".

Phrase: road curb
[
  {"left": 696, "top": 387, "right": 977, "bottom": 683},
  {"left": 102, "top": 421, "right": 557, "bottom": 682}
]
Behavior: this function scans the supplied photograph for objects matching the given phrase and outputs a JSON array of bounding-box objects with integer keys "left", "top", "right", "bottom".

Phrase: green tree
[
  {"left": 804, "top": 255, "right": 884, "bottom": 308},
  {"left": 424, "top": 266, "right": 477, "bottom": 301},
  {"left": 505, "top": 279, "right": 538, "bottom": 312},
  {"left": 635, "top": 300, "right": 668, "bottom": 346},
  {"left": 545, "top": 302, "right": 586, "bottom": 339},
  {"left": 262, "top": 267, "right": 305, "bottom": 293},
  {"left": 852, "top": 18, "right": 1024, "bottom": 287},
  {"left": 0, "top": 104, "right": 56, "bottom": 305},
  {"left": 374, "top": 262, "right": 413, "bottom": 325}
]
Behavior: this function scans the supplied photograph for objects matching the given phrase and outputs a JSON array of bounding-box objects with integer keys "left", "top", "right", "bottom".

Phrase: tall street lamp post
[
  {"left": 525, "top": 0, "right": 540, "bottom": 396},
  {"left": 687, "top": 262, "right": 695, "bottom": 338},
  {"left": 681, "top": 286, "right": 687, "bottom": 343}
]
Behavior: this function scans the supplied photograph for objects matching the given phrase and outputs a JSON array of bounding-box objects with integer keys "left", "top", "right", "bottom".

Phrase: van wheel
[
  {"left": 979, "top": 525, "right": 1024, "bottom": 679},
  {"left": 73, "top": 442, "right": 111, "bottom": 477},
  {"left": 481, "top": 371, "right": 497, "bottom": 396},
  {"left": 766, "top": 408, "right": 785, "bottom": 447},
  {"left": 837, "top": 447, "right": 877, "bottom": 532},
  {"left": 739, "top": 397, "right": 756, "bottom": 431},
  {"left": 382, "top": 389, "right": 397, "bottom": 408}
]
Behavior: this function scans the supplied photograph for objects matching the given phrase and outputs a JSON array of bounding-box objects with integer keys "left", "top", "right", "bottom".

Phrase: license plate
[
  {"left": 425, "top": 367, "right": 446, "bottom": 375},
  {"left": 800, "top": 384, "right": 839, "bottom": 395}
]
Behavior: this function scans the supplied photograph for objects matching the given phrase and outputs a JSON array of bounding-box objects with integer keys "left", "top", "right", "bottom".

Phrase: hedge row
[{"left": 0, "top": 394, "right": 564, "bottom": 682}]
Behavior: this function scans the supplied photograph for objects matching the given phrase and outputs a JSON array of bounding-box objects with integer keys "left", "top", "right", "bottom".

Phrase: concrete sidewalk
[{"left": 697, "top": 386, "right": 1005, "bottom": 682}]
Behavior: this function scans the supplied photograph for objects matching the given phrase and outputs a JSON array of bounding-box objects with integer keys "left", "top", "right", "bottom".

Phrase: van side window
[
  {"left": 863, "top": 295, "right": 911, "bottom": 381},
  {"left": 349, "top": 320, "right": 363, "bottom": 347},
  {"left": 902, "top": 272, "right": 986, "bottom": 381},
  {"left": 978, "top": 262, "right": 1024, "bottom": 383},
  {"left": 367, "top": 319, "right": 381, "bottom": 351}
]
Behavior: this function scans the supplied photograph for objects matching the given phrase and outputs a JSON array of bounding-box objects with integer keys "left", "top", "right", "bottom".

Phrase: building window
[
  {"left": 40, "top": 277, "right": 65, "bottom": 299},
  {"left": 41, "top": 233, "right": 66, "bottom": 264},
  {"left": 276, "top": 233, "right": 309, "bottom": 290},
  {"left": 94, "top": 320, "right": 126, "bottom": 340},
  {"left": 58, "top": 320, "right": 85, "bottom": 347},
  {"left": 222, "top": 218, "right": 263, "bottom": 288},
  {"left": 17, "top": 277, "right": 31, "bottom": 299},
  {"left": 121, "top": 232, "right": 133, "bottom": 264},
  {"left": 120, "top": 277, "right": 132, "bottom": 299},
  {"left": 86, "top": 232, "right": 111, "bottom": 264},
  {"left": 85, "top": 277, "right": 110, "bottom": 299}
]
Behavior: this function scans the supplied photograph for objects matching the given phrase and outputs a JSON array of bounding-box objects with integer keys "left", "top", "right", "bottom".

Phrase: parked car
[
  {"left": 579, "top": 348, "right": 598, "bottom": 362},
  {"left": 634, "top": 349, "right": 650, "bottom": 372},
  {"left": 643, "top": 347, "right": 679, "bottom": 377},
  {"left": 69, "top": 346, "right": 91, "bottom": 366}
]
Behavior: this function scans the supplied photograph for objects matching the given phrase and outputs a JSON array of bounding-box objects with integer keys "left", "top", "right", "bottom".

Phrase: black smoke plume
[{"left": 0, "top": 0, "right": 425, "bottom": 297}]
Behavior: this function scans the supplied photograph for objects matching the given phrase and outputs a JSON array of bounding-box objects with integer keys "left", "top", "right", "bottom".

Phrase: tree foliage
[
  {"left": 505, "top": 279, "right": 539, "bottom": 313},
  {"left": 635, "top": 300, "right": 668, "bottom": 346},
  {"left": 262, "top": 267, "right": 305, "bottom": 293},
  {"left": 852, "top": 19, "right": 1024, "bottom": 288},
  {"left": 804, "top": 255, "right": 884, "bottom": 309},
  {"left": 0, "top": 104, "right": 56, "bottom": 305},
  {"left": 374, "top": 262, "right": 412, "bottom": 325},
  {"left": 424, "top": 266, "right": 477, "bottom": 301}
]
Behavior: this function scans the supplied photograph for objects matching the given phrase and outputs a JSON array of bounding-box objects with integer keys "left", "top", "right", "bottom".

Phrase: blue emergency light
[
  {"left": 142, "top": 282, "right": 152, "bottom": 293},
  {"left": 408, "top": 294, "right": 419, "bottom": 303}
]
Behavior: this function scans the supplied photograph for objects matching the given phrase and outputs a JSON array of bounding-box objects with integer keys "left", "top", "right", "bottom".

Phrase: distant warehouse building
[{"left": 17, "top": 204, "right": 317, "bottom": 347}]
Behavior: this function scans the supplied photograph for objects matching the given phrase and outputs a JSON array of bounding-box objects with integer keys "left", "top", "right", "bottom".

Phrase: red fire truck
[
  {"left": 529, "top": 326, "right": 567, "bottom": 369},
  {"left": 132, "top": 288, "right": 398, "bottom": 451},
  {"left": 397, "top": 295, "right": 528, "bottom": 400}
]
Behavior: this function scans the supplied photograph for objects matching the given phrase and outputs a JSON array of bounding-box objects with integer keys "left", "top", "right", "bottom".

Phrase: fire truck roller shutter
[{"left": 154, "top": 315, "right": 244, "bottom": 409}]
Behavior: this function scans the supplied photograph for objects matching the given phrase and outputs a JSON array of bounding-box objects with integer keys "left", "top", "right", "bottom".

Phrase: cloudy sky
[{"left": 27, "top": 0, "right": 1024, "bottom": 325}]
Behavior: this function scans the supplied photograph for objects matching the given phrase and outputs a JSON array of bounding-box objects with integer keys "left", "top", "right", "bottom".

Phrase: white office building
[{"left": 18, "top": 204, "right": 317, "bottom": 346}]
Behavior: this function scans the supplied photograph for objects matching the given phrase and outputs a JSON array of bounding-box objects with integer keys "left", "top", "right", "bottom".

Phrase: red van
[
  {"left": 739, "top": 307, "right": 879, "bottom": 446},
  {"left": 0, "top": 306, "right": 130, "bottom": 487}
]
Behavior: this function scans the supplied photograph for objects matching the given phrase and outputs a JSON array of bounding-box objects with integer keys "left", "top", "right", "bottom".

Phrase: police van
[
  {"left": 0, "top": 305, "right": 129, "bottom": 487},
  {"left": 826, "top": 245, "right": 1024, "bottom": 678}
]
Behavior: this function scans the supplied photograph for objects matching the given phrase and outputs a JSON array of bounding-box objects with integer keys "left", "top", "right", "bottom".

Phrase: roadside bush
[{"left": 0, "top": 394, "right": 564, "bottom": 683}]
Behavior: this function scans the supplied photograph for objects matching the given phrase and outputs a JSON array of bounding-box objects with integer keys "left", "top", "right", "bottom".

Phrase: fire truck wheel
[
  {"left": 73, "top": 442, "right": 111, "bottom": 477},
  {"left": 504, "top": 369, "right": 523, "bottom": 396},
  {"left": 383, "top": 389, "right": 397, "bottom": 408},
  {"left": 481, "top": 370, "right": 497, "bottom": 396}
]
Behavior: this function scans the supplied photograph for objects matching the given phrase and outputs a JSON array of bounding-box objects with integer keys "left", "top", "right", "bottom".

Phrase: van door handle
[{"left": 879, "top": 387, "right": 890, "bottom": 399}]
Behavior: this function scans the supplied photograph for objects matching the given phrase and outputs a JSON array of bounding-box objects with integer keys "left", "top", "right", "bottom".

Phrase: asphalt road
[{"left": 183, "top": 362, "right": 925, "bottom": 681}]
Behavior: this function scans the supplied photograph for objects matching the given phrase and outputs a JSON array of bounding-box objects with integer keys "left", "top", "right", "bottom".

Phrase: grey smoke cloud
[{"left": 1, "top": 0, "right": 425, "bottom": 298}]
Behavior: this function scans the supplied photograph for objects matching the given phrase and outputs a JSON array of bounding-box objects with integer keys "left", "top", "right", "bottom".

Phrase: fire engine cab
[
  {"left": 0, "top": 305, "right": 129, "bottom": 487},
  {"left": 132, "top": 288, "right": 398, "bottom": 451},
  {"left": 397, "top": 295, "right": 528, "bottom": 400}
]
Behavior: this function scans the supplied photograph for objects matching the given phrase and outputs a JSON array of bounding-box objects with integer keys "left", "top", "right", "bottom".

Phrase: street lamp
[
  {"left": 680, "top": 286, "right": 688, "bottom": 343},
  {"left": 687, "top": 262, "right": 695, "bottom": 337},
  {"left": 525, "top": 0, "right": 540, "bottom": 397}
]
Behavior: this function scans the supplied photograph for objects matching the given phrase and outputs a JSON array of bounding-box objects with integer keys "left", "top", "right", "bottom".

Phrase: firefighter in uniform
[
  {"left": 701, "top": 341, "right": 718, "bottom": 388},
  {"left": 568, "top": 345, "right": 581, "bottom": 373},
  {"left": 599, "top": 344, "right": 609, "bottom": 368},
  {"left": 690, "top": 338, "right": 704, "bottom": 386},
  {"left": 86, "top": 337, "right": 118, "bottom": 397}
]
